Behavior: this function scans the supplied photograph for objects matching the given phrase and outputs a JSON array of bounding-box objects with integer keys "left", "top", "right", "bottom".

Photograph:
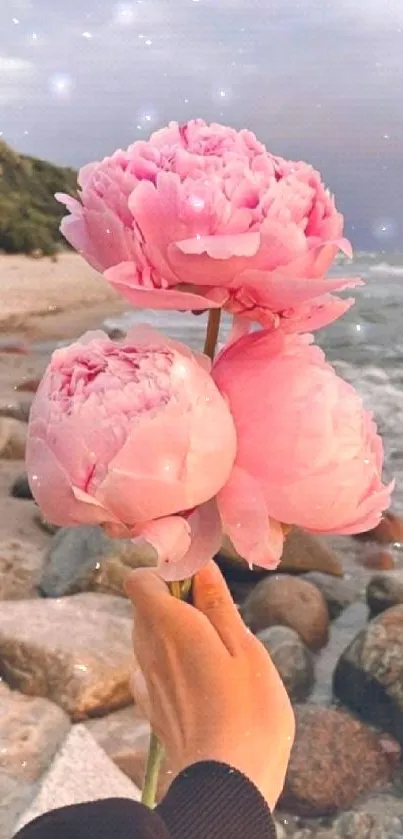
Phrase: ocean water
[{"left": 104, "top": 251, "right": 403, "bottom": 514}]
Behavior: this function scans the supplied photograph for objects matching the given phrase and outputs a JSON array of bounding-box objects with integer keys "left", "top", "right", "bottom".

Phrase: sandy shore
[
  {"left": 0, "top": 253, "right": 130, "bottom": 550},
  {"left": 0, "top": 252, "right": 128, "bottom": 341}
]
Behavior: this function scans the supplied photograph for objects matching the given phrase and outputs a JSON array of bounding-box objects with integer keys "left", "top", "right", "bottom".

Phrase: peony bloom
[
  {"left": 56, "top": 119, "right": 358, "bottom": 333},
  {"left": 212, "top": 330, "right": 392, "bottom": 568},
  {"left": 26, "top": 326, "right": 236, "bottom": 580}
]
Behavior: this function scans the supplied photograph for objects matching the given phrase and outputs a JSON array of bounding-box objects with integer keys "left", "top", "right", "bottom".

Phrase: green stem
[
  {"left": 141, "top": 731, "right": 164, "bottom": 808},
  {"left": 203, "top": 309, "right": 221, "bottom": 361},
  {"left": 141, "top": 579, "right": 191, "bottom": 807}
]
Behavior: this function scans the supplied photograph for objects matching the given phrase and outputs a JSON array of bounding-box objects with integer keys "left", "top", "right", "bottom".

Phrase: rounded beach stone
[
  {"left": 366, "top": 570, "right": 403, "bottom": 617},
  {"left": 0, "top": 418, "right": 27, "bottom": 459},
  {"left": 302, "top": 571, "right": 358, "bottom": 619},
  {"left": 279, "top": 705, "right": 393, "bottom": 817},
  {"left": 257, "top": 626, "right": 314, "bottom": 702},
  {"left": 333, "top": 605, "right": 403, "bottom": 743},
  {"left": 242, "top": 575, "right": 329, "bottom": 650}
]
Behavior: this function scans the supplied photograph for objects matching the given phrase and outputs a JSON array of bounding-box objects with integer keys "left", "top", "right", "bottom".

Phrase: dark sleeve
[{"left": 13, "top": 761, "right": 277, "bottom": 839}]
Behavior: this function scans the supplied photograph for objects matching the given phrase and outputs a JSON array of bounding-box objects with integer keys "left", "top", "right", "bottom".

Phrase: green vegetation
[{"left": 0, "top": 140, "right": 77, "bottom": 256}]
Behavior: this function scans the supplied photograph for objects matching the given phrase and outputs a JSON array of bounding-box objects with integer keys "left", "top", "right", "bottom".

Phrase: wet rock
[
  {"left": 0, "top": 418, "right": 27, "bottom": 459},
  {"left": 0, "top": 399, "right": 32, "bottom": 423},
  {"left": 357, "top": 548, "right": 396, "bottom": 571},
  {"left": 39, "top": 525, "right": 156, "bottom": 598},
  {"left": 356, "top": 512, "right": 403, "bottom": 545},
  {"left": 16, "top": 726, "right": 139, "bottom": 831},
  {"left": 86, "top": 706, "right": 173, "bottom": 801},
  {"left": 333, "top": 605, "right": 403, "bottom": 744},
  {"left": 15, "top": 378, "right": 41, "bottom": 394},
  {"left": 257, "top": 626, "right": 314, "bottom": 702},
  {"left": 366, "top": 571, "right": 403, "bottom": 617},
  {"left": 33, "top": 514, "right": 59, "bottom": 536},
  {"left": 218, "top": 528, "right": 343, "bottom": 578},
  {"left": 0, "top": 540, "right": 44, "bottom": 599},
  {"left": 0, "top": 681, "right": 70, "bottom": 783},
  {"left": 10, "top": 473, "right": 33, "bottom": 500},
  {"left": 242, "top": 575, "right": 329, "bottom": 650},
  {"left": 0, "top": 593, "right": 134, "bottom": 720},
  {"left": 0, "top": 339, "right": 29, "bottom": 355},
  {"left": 0, "top": 773, "right": 37, "bottom": 839},
  {"left": 302, "top": 572, "right": 359, "bottom": 619},
  {"left": 279, "top": 705, "right": 393, "bottom": 817},
  {"left": 318, "top": 809, "right": 403, "bottom": 839}
]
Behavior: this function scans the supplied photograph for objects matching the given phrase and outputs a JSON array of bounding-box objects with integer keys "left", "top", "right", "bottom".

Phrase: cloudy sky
[{"left": 1, "top": 0, "right": 402, "bottom": 249}]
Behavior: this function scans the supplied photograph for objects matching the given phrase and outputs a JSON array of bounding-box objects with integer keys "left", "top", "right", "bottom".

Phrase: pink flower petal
[
  {"left": 158, "top": 500, "right": 223, "bottom": 581},
  {"left": 280, "top": 295, "right": 355, "bottom": 334},
  {"left": 133, "top": 516, "right": 192, "bottom": 569},
  {"left": 217, "top": 465, "right": 284, "bottom": 569},
  {"left": 105, "top": 262, "right": 219, "bottom": 310},
  {"left": 175, "top": 232, "right": 261, "bottom": 259}
]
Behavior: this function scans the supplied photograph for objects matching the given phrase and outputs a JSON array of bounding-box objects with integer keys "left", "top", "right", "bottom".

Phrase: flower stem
[
  {"left": 203, "top": 309, "right": 221, "bottom": 361},
  {"left": 141, "top": 731, "right": 164, "bottom": 808},
  {"left": 141, "top": 578, "right": 192, "bottom": 808}
]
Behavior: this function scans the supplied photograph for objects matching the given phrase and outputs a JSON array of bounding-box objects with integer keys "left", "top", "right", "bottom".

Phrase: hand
[{"left": 125, "top": 560, "right": 295, "bottom": 811}]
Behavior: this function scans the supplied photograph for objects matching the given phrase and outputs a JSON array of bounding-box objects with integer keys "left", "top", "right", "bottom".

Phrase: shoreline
[{"left": 0, "top": 253, "right": 129, "bottom": 345}]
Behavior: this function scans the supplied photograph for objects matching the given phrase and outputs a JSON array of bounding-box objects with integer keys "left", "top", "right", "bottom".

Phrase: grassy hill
[{"left": 0, "top": 140, "right": 78, "bottom": 255}]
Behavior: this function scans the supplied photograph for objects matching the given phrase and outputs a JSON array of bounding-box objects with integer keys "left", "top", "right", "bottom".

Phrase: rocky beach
[{"left": 1, "top": 252, "right": 403, "bottom": 839}]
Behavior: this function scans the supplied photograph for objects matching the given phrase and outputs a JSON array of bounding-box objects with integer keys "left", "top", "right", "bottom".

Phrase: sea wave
[{"left": 369, "top": 262, "right": 403, "bottom": 277}]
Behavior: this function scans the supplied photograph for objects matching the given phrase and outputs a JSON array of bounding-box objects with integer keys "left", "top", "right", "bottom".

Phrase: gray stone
[
  {"left": 39, "top": 525, "right": 157, "bottom": 598},
  {"left": 333, "top": 605, "right": 403, "bottom": 744},
  {"left": 0, "top": 540, "right": 44, "bottom": 600},
  {"left": 0, "top": 399, "right": 32, "bottom": 424},
  {"left": 257, "top": 626, "right": 314, "bottom": 702},
  {"left": 325, "top": 809, "right": 403, "bottom": 839},
  {"left": 0, "top": 593, "right": 134, "bottom": 720},
  {"left": 0, "top": 681, "right": 70, "bottom": 783},
  {"left": 242, "top": 575, "right": 329, "bottom": 650},
  {"left": 366, "top": 571, "right": 403, "bottom": 617},
  {"left": 86, "top": 706, "right": 174, "bottom": 801},
  {"left": 0, "top": 773, "right": 37, "bottom": 839},
  {"left": 303, "top": 572, "right": 359, "bottom": 619},
  {"left": 10, "top": 474, "right": 33, "bottom": 500},
  {"left": 16, "top": 726, "right": 140, "bottom": 832},
  {"left": 0, "top": 419, "right": 27, "bottom": 460}
]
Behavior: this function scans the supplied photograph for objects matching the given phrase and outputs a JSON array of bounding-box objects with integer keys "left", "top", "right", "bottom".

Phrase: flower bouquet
[{"left": 26, "top": 120, "right": 392, "bottom": 807}]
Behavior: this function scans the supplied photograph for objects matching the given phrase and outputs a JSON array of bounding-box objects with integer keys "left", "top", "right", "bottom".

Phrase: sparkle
[
  {"left": 145, "top": 39, "right": 152, "bottom": 45},
  {"left": 49, "top": 73, "right": 73, "bottom": 98},
  {"left": 31, "top": 32, "right": 38, "bottom": 41},
  {"left": 355, "top": 323, "right": 362, "bottom": 332},
  {"left": 113, "top": 2, "right": 136, "bottom": 25},
  {"left": 82, "top": 31, "right": 92, "bottom": 39},
  {"left": 12, "top": 17, "right": 20, "bottom": 24},
  {"left": 383, "top": 133, "right": 390, "bottom": 140}
]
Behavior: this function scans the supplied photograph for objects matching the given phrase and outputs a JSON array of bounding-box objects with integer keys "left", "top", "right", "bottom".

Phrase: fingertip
[
  {"left": 124, "top": 567, "right": 169, "bottom": 604},
  {"left": 192, "top": 560, "right": 229, "bottom": 607}
]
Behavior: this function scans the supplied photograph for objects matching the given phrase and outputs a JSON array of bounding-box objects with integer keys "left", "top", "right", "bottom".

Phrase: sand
[{"left": 0, "top": 253, "right": 130, "bottom": 551}]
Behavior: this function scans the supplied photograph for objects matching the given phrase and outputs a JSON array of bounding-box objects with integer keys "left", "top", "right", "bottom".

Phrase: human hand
[{"left": 125, "top": 560, "right": 295, "bottom": 811}]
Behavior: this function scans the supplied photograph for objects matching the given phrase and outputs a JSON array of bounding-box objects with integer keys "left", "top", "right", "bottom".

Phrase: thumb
[{"left": 192, "top": 560, "right": 247, "bottom": 654}]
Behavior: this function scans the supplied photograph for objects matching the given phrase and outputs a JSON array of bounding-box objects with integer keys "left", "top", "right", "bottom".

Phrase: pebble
[
  {"left": 0, "top": 418, "right": 27, "bottom": 459},
  {"left": 242, "top": 575, "right": 330, "bottom": 650},
  {"left": 366, "top": 570, "right": 403, "bottom": 617},
  {"left": 218, "top": 528, "right": 343, "bottom": 578},
  {"left": 10, "top": 473, "right": 33, "bottom": 500},
  {"left": 356, "top": 512, "right": 403, "bottom": 545},
  {"left": 0, "top": 540, "right": 44, "bottom": 600},
  {"left": 279, "top": 705, "right": 394, "bottom": 817},
  {"left": 333, "top": 605, "right": 403, "bottom": 744},
  {"left": 39, "top": 525, "right": 157, "bottom": 598},
  {"left": 257, "top": 626, "right": 315, "bottom": 702},
  {"left": 0, "top": 593, "right": 134, "bottom": 720},
  {"left": 302, "top": 572, "right": 359, "bottom": 619}
]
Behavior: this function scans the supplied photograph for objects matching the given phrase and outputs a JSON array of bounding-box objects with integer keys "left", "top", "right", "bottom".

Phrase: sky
[{"left": 1, "top": 0, "right": 403, "bottom": 250}]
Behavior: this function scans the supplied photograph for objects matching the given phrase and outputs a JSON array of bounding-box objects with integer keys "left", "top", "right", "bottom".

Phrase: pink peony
[
  {"left": 212, "top": 330, "right": 392, "bottom": 568},
  {"left": 56, "top": 119, "right": 358, "bottom": 333},
  {"left": 26, "top": 326, "right": 236, "bottom": 580}
]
